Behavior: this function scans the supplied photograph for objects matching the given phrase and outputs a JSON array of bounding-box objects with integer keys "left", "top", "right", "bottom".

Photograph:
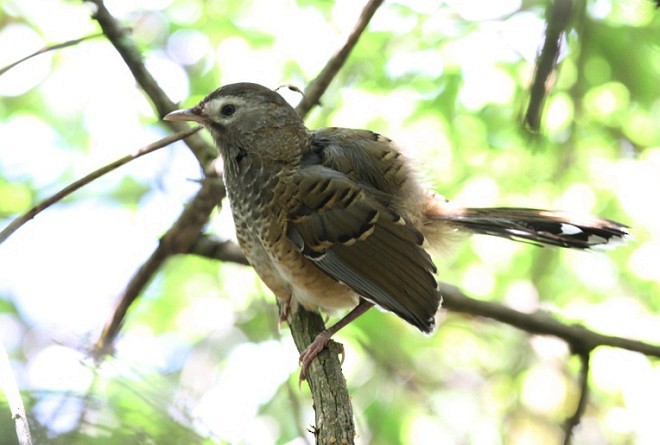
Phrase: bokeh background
[{"left": 1, "top": 0, "right": 659, "bottom": 444}]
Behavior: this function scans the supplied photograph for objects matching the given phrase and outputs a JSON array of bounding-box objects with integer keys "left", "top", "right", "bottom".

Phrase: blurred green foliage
[{"left": 1, "top": 0, "right": 659, "bottom": 444}]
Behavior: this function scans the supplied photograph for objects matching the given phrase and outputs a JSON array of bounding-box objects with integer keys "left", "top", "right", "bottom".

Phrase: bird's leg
[
  {"left": 299, "top": 299, "right": 374, "bottom": 380},
  {"left": 278, "top": 299, "right": 292, "bottom": 332}
]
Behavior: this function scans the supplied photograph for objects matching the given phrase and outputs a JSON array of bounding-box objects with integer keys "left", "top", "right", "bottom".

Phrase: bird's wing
[
  {"left": 308, "top": 128, "right": 412, "bottom": 206},
  {"left": 286, "top": 166, "right": 440, "bottom": 332}
]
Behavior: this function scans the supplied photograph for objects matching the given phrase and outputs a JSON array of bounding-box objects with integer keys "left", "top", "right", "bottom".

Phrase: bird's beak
[{"left": 164, "top": 107, "right": 208, "bottom": 123}]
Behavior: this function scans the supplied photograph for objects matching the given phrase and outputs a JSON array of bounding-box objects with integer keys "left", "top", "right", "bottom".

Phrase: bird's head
[{"left": 164, "top": 82, "right": 308, "bottom": 163}]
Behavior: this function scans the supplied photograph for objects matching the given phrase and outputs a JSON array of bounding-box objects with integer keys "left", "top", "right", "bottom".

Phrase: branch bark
[{"left": 289, "top": 308, "right": 356, "bottom": 443}]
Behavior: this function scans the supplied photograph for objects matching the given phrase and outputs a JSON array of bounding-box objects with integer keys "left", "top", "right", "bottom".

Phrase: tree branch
[
  {"left": 190, "top": 234, "right": 250, "bottom": 266},
  {"left": 0, "top": 127, "right": 201, "bottom": 246},
  {"left": 288, "top": 308, "right": 356, "bottom": 443},
  {"left": 440, "top": 284, "right": 660, "bottom": 358},
  {"left": 0, "top": 32, "right": 103, "bottom": 77},
  {"left": 295, "top": 0, "right": 385, "bottom": 118},
  {"left": 524, "top": 0, "right": 574, "bottom": 131}
]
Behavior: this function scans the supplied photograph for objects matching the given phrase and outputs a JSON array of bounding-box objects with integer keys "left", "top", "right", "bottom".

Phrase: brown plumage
[{"left": 165, "top": 82, "right": 629, "bottom": 377}]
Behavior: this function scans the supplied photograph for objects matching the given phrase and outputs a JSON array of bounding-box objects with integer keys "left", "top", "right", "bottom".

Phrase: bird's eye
[{"left": 221, "top": 104, "right": 236, "bottom": 117}]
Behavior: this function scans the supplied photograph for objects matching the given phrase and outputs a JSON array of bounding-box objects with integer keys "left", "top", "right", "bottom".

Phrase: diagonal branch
[
  {"left": 87, "top": 0, "right": 171, "bottom": 117},
  {"left": 295, "top": 0, "right": 385, "bottom": 118},
  {"left": 87, "top": 0, "right": 217, "bottom": 167},
  {"left": 190, "top": 234, "right": 249, "bottom": 266},
  {"left": 288, "top": 307, "right": 356, "bottom": 443},
  {"left": 0, "top": 127, "right": 201, "bottom": 246},
  {"left": 0, "top": 32, "right": 103, "bottom": 77}
]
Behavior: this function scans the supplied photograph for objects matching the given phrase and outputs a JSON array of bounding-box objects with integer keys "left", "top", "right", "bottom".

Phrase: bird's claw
[{"left": 298, "top": 332, "right": 345, "bottom": 383}]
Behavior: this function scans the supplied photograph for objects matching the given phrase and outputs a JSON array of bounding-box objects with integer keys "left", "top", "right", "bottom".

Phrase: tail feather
[{"left": 433, "top": 207, "right": 629, "bottom": 250}]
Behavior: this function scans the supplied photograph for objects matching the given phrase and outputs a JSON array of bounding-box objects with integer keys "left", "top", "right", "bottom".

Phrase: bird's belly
[
  {"left": 232, "top": 204, "right": 359, "bottom": 314},
  {"left": 242, "top": 234, "right": 360, "bottom": 313},
  {"left": 271, "top": 241, "right": 360, "bottom": 313}
]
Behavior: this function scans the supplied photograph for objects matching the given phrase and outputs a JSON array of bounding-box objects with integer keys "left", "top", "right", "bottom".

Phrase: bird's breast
[{"left": 223, "top": 159, "right": 359, "bottom": 311}]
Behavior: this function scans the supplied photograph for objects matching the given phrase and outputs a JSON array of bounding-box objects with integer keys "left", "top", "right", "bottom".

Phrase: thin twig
[
  {"left": 0, "top": 341, "right": 33, "bottom": 445},
  {"left": 295, "top": 0, "right": 385, "bottom": 118},
  {"left": 0, "top": 32, "right": 103, "bottom": 76},
  {"left": 563, "top": 352, "right": 590, "bottom": 445},
  {"left": 0, "top": 126, "right": 201, "bottom": 245}
]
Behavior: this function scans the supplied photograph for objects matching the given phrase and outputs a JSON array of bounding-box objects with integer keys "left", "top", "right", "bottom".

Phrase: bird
[{"left": 164, "top": 82, "right": 628, "bottom": 378}]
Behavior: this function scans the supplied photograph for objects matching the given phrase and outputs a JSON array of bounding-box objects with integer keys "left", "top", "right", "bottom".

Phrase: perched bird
[{"left": 164, "top": 82, "right": 628, "bottom": 377}]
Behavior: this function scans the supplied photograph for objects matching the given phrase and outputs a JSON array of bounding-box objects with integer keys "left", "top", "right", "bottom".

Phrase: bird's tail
[{"left": 429, "top": 207, "right": 629, "bottom": 250}]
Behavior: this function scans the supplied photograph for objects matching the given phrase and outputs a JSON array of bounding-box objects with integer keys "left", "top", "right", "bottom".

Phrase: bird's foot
[{"left": 299, "top": 331, "right": 345, "bottom": 382}]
